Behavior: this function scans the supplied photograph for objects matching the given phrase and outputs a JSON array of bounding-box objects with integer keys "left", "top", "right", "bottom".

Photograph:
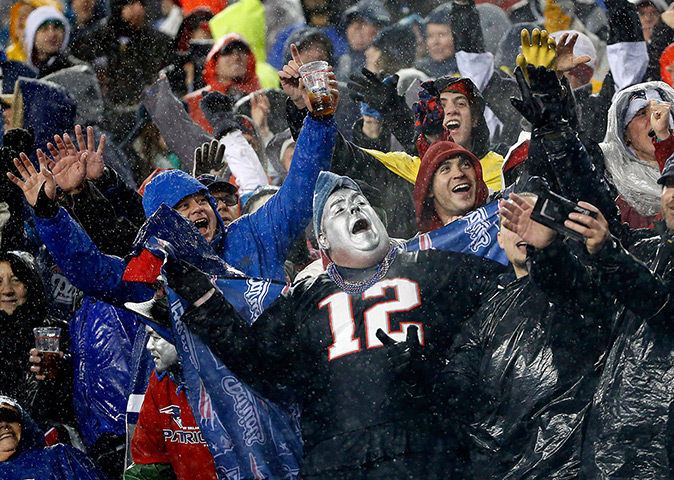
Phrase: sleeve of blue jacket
[
  {"left": 34, "top": 207, "right": 150, "bottom": 306},
  {"left": 225, "top": 116, "right": 336, "bottom": 281}
]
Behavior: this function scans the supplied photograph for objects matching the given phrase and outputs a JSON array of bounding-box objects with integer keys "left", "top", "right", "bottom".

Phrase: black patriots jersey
[{"left": 184, "top": 249, "right": 505, "bottom": 476}]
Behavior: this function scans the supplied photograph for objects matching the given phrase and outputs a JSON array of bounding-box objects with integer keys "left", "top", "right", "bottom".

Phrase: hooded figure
[
  {"left": 23, "top": 6, "right": 82, "bottom": 77},
  {"left": 4, "top": 0, "right": 61, "bottom": 62},
  {"left": 184, "top": 33, "right": 262, "bottom": 134},
  {"left": 0, "top": 396, "right": 108, "bottom": 479},
  {"left": 600, "top": 81, "right": 674, "bottom": 227},
  {"left": 414, "top": 140, "right": 489, "bottom": 233},
  {"left": 0, "top": 252, "right": 72, "bottom": 428}
]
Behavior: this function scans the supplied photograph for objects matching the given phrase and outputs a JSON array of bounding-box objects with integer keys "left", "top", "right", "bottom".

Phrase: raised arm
[{"left": 8, "top": 152, "right": 149, "bottom": 306}]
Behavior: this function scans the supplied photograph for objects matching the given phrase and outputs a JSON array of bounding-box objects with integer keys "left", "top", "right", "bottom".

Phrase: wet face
[
  {"left": 71, "top": 0, "right": 95, "bottom": 23},
  {"left": 319, "top": 188, "right": 390, "bottom": 268},
  {"left": 173, "top": 192, "right": 218, "bottom": 242},
  {"left": 121, "top": 1, "right": 145, "bottom": 29},
  {"left": 298, "top": 43, "right": 329, "bottom": 63},
  {"left": 426, "top": 23, "right": 454, "bottom": 62},
  {"left": 638, "top": 3, "right": 660, "bottom": 42},
  {"left": 0, "top": 406, "right": 21, "bottom": 462},
  {"left": 497, "top": 196, "right": 536, "bottom": 278},
  {"left": 364, "top": 46, "right": 382, "bottom": 73},
  {"left": 440, "top": 91, "right": 475, "bottom": 150},
  {"left": 346, "top": 19, "right": 378, "bottom": 52},
  {"left": 216, "top": 45, "right": 249, "bottom": 83},
  {"left": 429, "top": 155, "right": 478, "bottom": 224},
  {"left": 0, "top": 262, "right": 28, "bottom": 316},
  {"left": 145, "top": 326, "right": 178, "bottom": 373},
  {"left": 211, "top": 190, "right": 240, "bottom": 226},
  {"left": 624, "top": 105, "right": 657, "bottom": 164},
  {"left": 33, "top": 22, "right": 65, "bottom": 62},
  {"left": 661, "top": 177, "right": 674, "bottom": 230}
]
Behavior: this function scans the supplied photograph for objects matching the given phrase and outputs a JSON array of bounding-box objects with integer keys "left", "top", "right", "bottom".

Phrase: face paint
[{"left": 319, "top": 188, "right": 390, "bottom": 268}]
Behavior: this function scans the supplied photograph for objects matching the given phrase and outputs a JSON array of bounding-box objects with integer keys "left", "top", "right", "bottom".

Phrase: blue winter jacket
[
  {"left": 0, "top": 396, "right": 109, "bottom": 480},
  {"left": 34, "top": 116, "right": 336, "bottom": 305}
]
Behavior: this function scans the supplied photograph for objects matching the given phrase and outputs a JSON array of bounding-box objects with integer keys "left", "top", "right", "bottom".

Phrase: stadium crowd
[{"left": 1, "top": 0, "right": 674, "bottom": 477}]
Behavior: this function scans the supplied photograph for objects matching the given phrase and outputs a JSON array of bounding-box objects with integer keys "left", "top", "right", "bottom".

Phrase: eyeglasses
[{"left": 214, "top": 194, "right": 239, "bottom": 207}]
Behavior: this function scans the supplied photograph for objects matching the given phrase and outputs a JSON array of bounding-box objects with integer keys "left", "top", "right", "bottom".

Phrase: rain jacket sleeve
[
  {"left": 224, "top": 115, "right": 336, "bottom": 279},
  {"left": 591, "top": 235, "right": 674, "bottom": 330},
  {"left": 527, "top": 238, "right": 608, "bottom": 313},
  {"left": 34, "top": 207, "right": 150, "bottom": 306}
]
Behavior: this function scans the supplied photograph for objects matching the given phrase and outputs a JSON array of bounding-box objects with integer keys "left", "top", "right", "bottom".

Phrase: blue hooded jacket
[
  {"left": 34, "top": 115, "right": 336, "bottom": 306},
  {"left": 0, "top": 396, "right": 109, "bottom": 480}
]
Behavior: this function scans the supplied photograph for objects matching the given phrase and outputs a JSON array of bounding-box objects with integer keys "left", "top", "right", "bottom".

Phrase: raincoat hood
[
  {"left": 600, "top": 81, "right": 674, "bottom": 217},
  {"left": 0, "top": 396, "right": 45, "bottom": 457},
  {"left": 141, "top": 169, "right": 226, "bottom": 251},
  {"left": 23, "top": 6, "right": 69, "bottom": 68},
  {"left": 414, "top": 140, "right": 488, "bottom": 233},
  {"left": 202, "top": 33, "right": 262, "bottom": 95},
  {"left": 0, "top": 250, "right": 46, "bottom": 317}
]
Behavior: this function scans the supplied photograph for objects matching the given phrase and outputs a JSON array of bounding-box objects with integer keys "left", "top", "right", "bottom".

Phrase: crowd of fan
[{"left": 0, "top": 0, "right": 674, "bottom": 477}]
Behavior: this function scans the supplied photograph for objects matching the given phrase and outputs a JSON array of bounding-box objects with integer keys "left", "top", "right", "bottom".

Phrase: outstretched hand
[
  {"left": 279, "top": 44, "right": 307, "bottom": 109},
  {"left": 47, "top": 125, "right": 106, "bottom": 194},
  {"left": 347, "top": 68, "right": 400, "bottom": 115},
  {"left": 499, "top": 193, "right": 556, "bottom": 249},
  {"left": 555, "top": 32, "right": 592, "bottom": 74},
  {"left": 193, "top": 139, "right": 226, "bottom": 177},
  {"left": 7, "top": 151, "right": 56, "bottom": 206},
  {"left": 279, "top": 44, "right": 339, "bottom": 114},
  {"left": 517, "top": 28, "right": 557, "bottom": 76}
]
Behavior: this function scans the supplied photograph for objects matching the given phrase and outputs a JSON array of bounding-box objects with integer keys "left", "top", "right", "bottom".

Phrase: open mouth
[
  {"left": 452, "top": 183, "right": 471, "bottom": 193},
  {"left": 0, "top": 432, "right": 14, "bottom": 441},
  {"left": 194, "top": 219, "right": 208, "bottom": 230},
  {"left": 516, "top": 241, "right": 528, "bottom": 250},
  {"left": 446, "top": 121, "right": 460, "bottom": 130},
  {"left": 352, "top": 218, "right": 370, "bottom": 234}
]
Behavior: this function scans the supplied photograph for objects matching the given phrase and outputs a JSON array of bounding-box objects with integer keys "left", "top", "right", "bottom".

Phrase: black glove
[
  {"left": 347, "top": 69, "right": 401, "bottom": 116},
  {"left": 1, "top": 128, "right": 34, "bottom": 170},
  {"left": 200, "top": 91, "right": 238, "bottom": 139},
  {"left": 193, "top": 139, "right": 226, "bottom": 176},
  {"left": 164, "top": 258, "right": 215, "bottom": 305},
  {"left": 511, "top": 65, "right": 569, "bottom": 133},
  {"left": 376, "top": 326, "right": 429, "bottom": 397}
]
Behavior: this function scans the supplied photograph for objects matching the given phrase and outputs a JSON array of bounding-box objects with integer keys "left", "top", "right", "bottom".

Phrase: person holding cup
[{"left": 0, "top": 251, "right": 73, "bottom": 430}]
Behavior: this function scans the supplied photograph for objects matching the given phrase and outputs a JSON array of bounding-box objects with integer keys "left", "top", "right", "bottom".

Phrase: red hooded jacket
[
  {"left": 184, "top": 33, "right": 262, "bottom": 133},
  {"left": 414, "top": 141, "right": 489, "bottom": 233}
]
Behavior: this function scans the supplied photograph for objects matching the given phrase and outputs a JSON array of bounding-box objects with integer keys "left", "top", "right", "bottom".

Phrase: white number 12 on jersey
[{"left": 318, "top": 278, "right": 424, "bottom": 361}]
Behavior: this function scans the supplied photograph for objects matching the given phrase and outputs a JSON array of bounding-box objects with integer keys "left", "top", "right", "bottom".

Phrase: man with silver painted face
[
  {"left": 159, "top": 170, "right": 506, "bottom": 479},
  {"left": 126, "top": 326, "right": 218, "bottom": 480}
]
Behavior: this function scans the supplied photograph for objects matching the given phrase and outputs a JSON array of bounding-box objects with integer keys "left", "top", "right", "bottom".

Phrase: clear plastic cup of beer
[
  {"left": 298, "top": 60, "right": 335, "bottom": 117},
  {"left": 33, "top": 327, "right": 61, "bottom": 380}
]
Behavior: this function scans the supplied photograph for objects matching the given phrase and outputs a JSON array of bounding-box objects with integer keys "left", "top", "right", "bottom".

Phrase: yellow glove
[{"left": 517, "top": 28, "right": 557, "bottom": 79}]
